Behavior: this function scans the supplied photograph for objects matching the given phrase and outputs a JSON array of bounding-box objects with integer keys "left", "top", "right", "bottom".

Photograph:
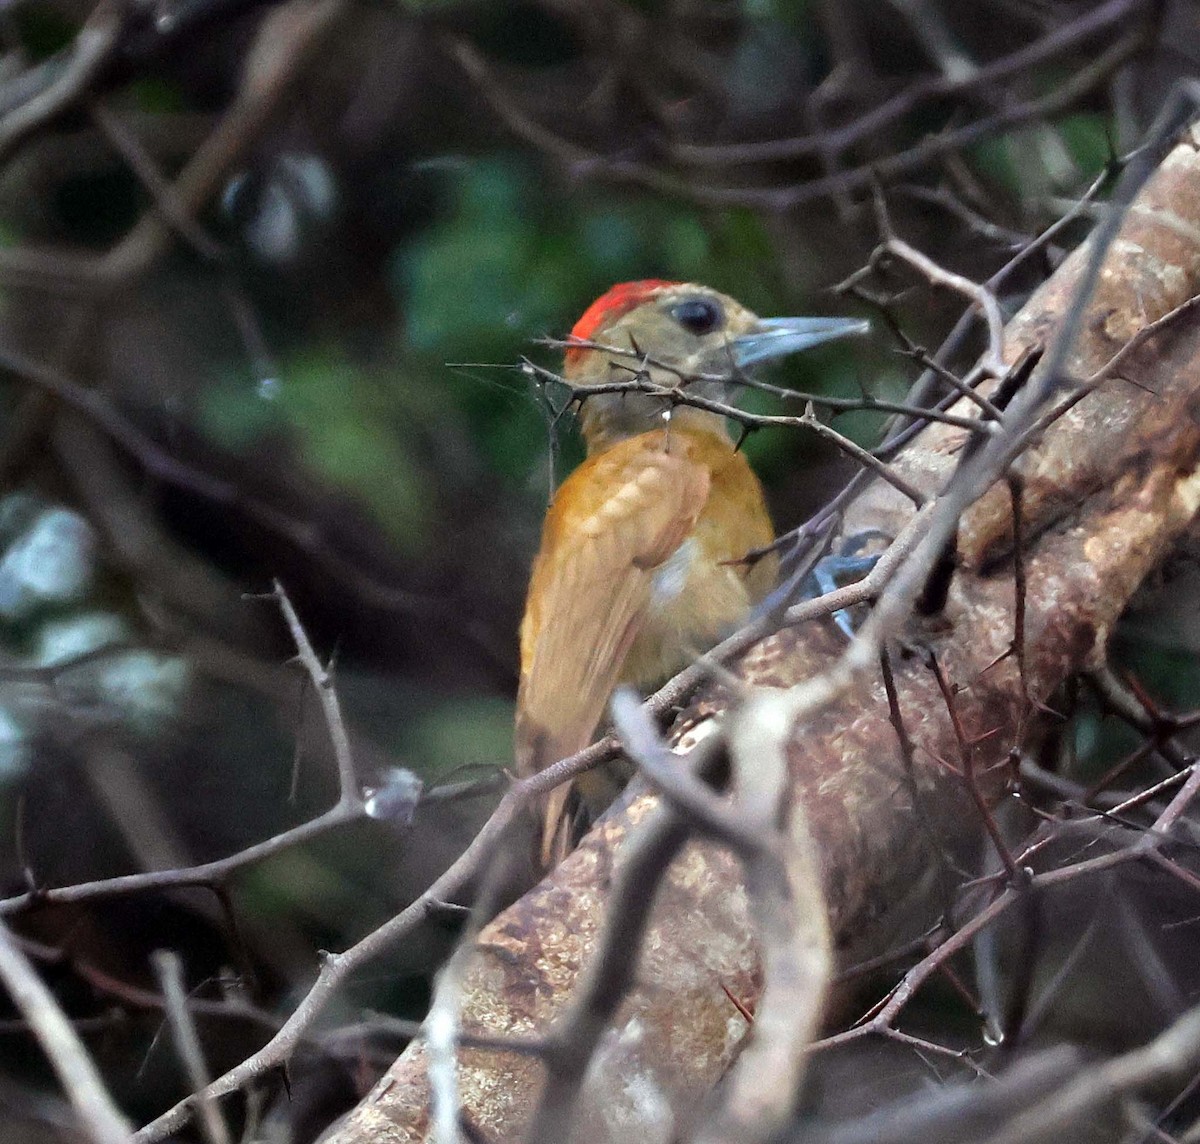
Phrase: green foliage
[
  {"left": 400, "top": 694, "right": 516, "bottom": 776},
  {"left": 969, "top": 112, "right": 1115, "bottom": 205},
  {"left": 1115, "top": 637, "right": 1200, "bottom": 715},
  {"left": 968, "top": 135, "right": 1025, "bottom": 203},
  {"left": 1057, "top": 113, "right": 1113, "bottom": 181},
  {"left": 398, "top": 158, "right": 565, "bottom": 362},
  {"left": 198, "top": 356, "right": 433, "bottom": 556},
  {"left": 396, "top": 155, "right": 809, "bottom": 491},
  {"left": 396, "top": 156, "right": 787, "bottom": 359}
]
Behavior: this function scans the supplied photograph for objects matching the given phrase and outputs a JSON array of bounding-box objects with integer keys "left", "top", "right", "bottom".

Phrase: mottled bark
[{"left": 323, "top": 127, "right": 1200, "bottom": 1144}]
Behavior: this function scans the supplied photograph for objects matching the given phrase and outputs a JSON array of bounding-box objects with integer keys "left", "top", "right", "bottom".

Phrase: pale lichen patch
[{"left": 1169, "top": 462, "right": 1200, "bottom": 529}]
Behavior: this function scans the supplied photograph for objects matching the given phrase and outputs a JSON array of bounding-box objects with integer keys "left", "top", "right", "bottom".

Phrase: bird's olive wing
[{"left": 515, "top": 444, "right": 711, "bottom": 780}]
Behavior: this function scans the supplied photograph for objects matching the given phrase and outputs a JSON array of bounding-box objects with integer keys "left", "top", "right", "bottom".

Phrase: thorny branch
[
  {"left": 0, "top": 917, "right": 133, "bottom": 1144},
  {"left": 0, "top": 587, "right": 372, "bottom": 914},
  {"left": 130, "top": 736, "right": 636, "bottom": 1143},
  {"left": 451, "top": 2, "right": 1155, "bottom": 213},
  {"left": 525, "top": 351, "right": 991, "bottom": 433},
  {"left": 820, "top": 760, "right": 1200, "bottom": 1055},
  {"left": 152, "top": 950, "right": 233, "bottom": 1144},
  {"left": 667, "top": 0, "right": 1146, "bottom": 168},
  {"left": 125, "top": 480, "right": 935, "bottom": 1141},
  {"left": 1, "top": 2, "right": 1199, "bottom": 1143},
  {"left": 0, "top": 0, "right": 351, "bottom": 294},
  {"left": 270, "top": 581, "right": 362, "bottom": 811},
  {"left": 0, "top": 0, "right": 127, "bottom": 168},
  {"left": 322, "top": 109, "right": 1200, "bottom": 1144}
]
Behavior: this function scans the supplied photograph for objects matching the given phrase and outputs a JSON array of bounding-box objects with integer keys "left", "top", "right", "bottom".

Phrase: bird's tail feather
[{"left": 514, "top": 714, "right": 590, "bottom": 871}]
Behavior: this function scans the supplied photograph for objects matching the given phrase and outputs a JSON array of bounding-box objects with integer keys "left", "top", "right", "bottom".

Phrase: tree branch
[{"left": 315, "top": 124, "right": 1200, "bottom": 1144}]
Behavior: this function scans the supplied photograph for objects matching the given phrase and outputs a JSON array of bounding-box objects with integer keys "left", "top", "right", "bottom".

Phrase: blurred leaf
[
  {"left": 198, "top": 355, "right": 433, "bottom": 555},
  {"left": 398, "top": 158, "right": 560, "bottom": 360},
  {"left": 968, "top": 136, "right": 1024, "bottom": 202},
  {"left": 401, "top": 695, "right": 514, "bottom": 778},
  {"left": 397, "top": 156, "right": 779, "bottom": 363},
  {"left": 0, "top": 503, "right": 97, "bottom": 622},
  {"left": 394, "top": 156, "right": 785, "bottom": 497},
  {"left": 1057, "top": 113, "right": 1113, "bottom": 181},
  {"left": 197, "top": 375, "right": 279, "bottom": 452}
]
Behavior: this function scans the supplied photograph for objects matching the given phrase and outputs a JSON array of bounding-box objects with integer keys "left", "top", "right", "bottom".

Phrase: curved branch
[{"left": 315, "top": 126, "right": 1200, "bottom": 1144}]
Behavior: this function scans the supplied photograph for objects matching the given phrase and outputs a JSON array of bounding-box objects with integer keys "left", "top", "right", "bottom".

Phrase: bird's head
[{"left": 561, "top": 280, "right": 867, "bottom": 451}]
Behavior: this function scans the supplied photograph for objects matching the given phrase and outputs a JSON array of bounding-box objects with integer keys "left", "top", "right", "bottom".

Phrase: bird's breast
[
  {"left": 649, "top": 537, "right": 697, "bottom": 606},
  {"left": 621, "top": 442, "right": 776, "bottom": 687}
]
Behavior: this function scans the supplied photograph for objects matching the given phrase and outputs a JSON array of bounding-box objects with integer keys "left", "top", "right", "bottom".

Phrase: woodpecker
[{"left": 516, "top": 280, "right": 866, "bottom": 865}]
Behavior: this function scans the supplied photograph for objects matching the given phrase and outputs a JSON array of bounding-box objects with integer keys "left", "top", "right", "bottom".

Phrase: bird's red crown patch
[{"left": 565, "top": 279, "right": 678, "bottom": 362}]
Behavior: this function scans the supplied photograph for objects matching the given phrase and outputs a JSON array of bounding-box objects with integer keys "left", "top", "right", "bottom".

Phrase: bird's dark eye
[{"left": 670, "top": 297, "right": 723, "bottom": 335}]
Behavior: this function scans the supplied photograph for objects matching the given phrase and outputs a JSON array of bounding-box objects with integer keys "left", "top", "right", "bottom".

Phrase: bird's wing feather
[{"left": 515, "top": 442, "right": 710, "bottom": 783}]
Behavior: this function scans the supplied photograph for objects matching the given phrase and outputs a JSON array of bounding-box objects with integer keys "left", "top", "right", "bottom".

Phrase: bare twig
[
  {"left": 132, "top": 737, "right": 624, "bottom": 1142},
  {"left": 454, "top": 25, "right": 1146, "bottom": 213},
  {"left": 89, "top": 101, "right": 227, "bottom": 263},
  {"left": 877, "top": 235, "right": 1008, "bottom": 378},
  {"left": 16, "top": 932, "right": 277, "bottom": 1032},
  {"left": 1015, "top": 289, "right": 1200, "bottom": 453},
  {"left": 613, "top": 693, "right": 753, "bottom": 848},
  {"left": 0, "top": 340, "right": 450, "bottom": 619},
  {"left": 0, "top": 918, "right": 133, "bottom": 1144},
  {"left": 528, "top": 352, "right": 988, "bottom": 433},
  {"left": 819, "top": 759, "right": 1200, "bottom": 1055},
  {"left": 695, "top": 690, "right": 832, "bottom": 1144},
  {"left": 667, "top": 0, "right": 1145, "bottom": 167},
  {"left": 0, "top": 802, "right": 363, "bottom": 915},
  {"left": 927, "top": 651, "right": 1022, "bottom": 884},
  {"left": 1008, "top": 473, "right": 1030, "bottom": 722},
  {"left": 152, "top": 951, "right": 231, "bottom": 1144},
  {"left": 984, "top": 1003, "right": 1200, "bottom": 1144},
  {"left": 610, "top": 687, "right": 833, "bottom": 1144},
  {"left": 0, "top": 0, "right": 350, "bottom": 292},
  {"left": 270, "top": 581, "right": 362, "bottom": 810},
  {"left": 0, "top": 586, "right": 377, "bottom": 914},
  {"left": 0, "top": 0, "right": 127, "bottom": 168},
  {"left": 797, "top": 403, "right": 928, "bottom": 506},
  {"left": 524, "top": 804, "right": 694, "bottom": 1144},
  {"left": 424, "top": 947, "right": 468, "bottom": 1144}
]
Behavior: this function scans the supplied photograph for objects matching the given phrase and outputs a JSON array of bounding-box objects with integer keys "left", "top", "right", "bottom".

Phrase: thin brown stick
[
  {"left": 871, "top": 197, "right": 1007, "bottom": 377},
  {"left": 984, "top": 1003, "right": 1200, "bottom": 1144},
  {"left": 152, "top": 950, "right": 232, "bottom": 1144},
  {"left": 928, "top": 652, "right": 1023, "bottom": 884},
  {"left": 667, "top": 0, "right": 1143, "bottom": 167},
  {"left": 454, "top": 28, "right": 1145, "bottom": 213},
  {"left": 0, "top": 0, "right": 126, "bottom": 168},
  {"left": 270, "top": 581, "right": 362, "bottom": 810},
  {"left": 0, "top": 0, "right": 350, "bottom": 293},
  {"left": 798, "top": 403, "right": 928, "bottom": 505},
  {"left": 132, "top": 736, "right": 624, "bottom": 1143},
  {"left": 0, "top": 918, "right": 133, "bottom": 1144}
]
